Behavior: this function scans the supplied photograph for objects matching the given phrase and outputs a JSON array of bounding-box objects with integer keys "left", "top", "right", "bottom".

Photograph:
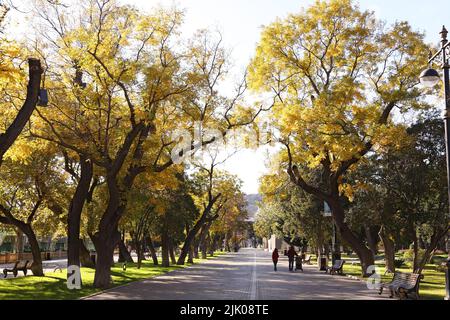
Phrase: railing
[{"left": 0, "top": 251, "right": 67, "bottom": 264}]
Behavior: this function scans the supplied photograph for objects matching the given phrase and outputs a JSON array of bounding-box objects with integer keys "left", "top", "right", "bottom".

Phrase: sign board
[{"left": 323, "top": 202, "right": 332, "bottom": 217}]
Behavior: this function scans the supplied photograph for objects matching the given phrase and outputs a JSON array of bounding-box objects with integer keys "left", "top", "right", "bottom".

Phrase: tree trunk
[
  {"left": 147, "top": 235, "right": 158, "bottom": 265},
  {"left": 329, "top": 198, "right": 375, "bottom": 276},
  {"left": 187, "top": 244, "right": 194, "bottom": 264},
  {"left": 177, "top": 197, "right": 219, "bottom": 265},
  {"left": 199, "top": 224, "right": 211, "bottom": 259},
  {"left": 317, "top": 217, "right": 324, "bottom": 258},
  {"left": 16, "top": 229, "right": 24, "bottom": 259},
  {"left": 224, "top": 233, "right": 231, "bottom": 252},
  {"left": 118, "top": 238, "right": 134, "bottom": 263},
  {"left": 379, "top": 225, "right": 395, "bottom": 273},
  {"left": 193, "top": 237, "right": 200, "bottom": 259},
  {"left": 79, "top": 239, "right": 95, "bottom": 268},
  {"left": 0, "top": 58, "right": 42, "bottom": 166},
  {"left": 201, "top": 233, "right": 210, "bottom": 259},
  {"left": 208, "top": 235, "right": 217, "bottom": 257},
  {"left": 67, "top": 155, "right": 93, "bottom": 270},
  {"left": 92, "top": 229, "right": 120, "bottom": 288},
  {"left": 415, "top": 227, "right": 448, "bottom": 274},
  {"left": 365, "top": 225, "right": 379, "bottom": 255},
  {"left": 169, "top": 241, "right": 176, "bottom": 265},
  {"left": 22, "top": 224, "right": 44, "bottom": 276},
  {"left": 136, "top": 243, "right": 143, "bottom": 269},
  {"left": 91, "top": 124, "right": 151, "bottom": 288},
  {"left": 161, "top": 229, "right": 170, "bottom": 267},
  {"left": 411, "top": 224, "right": 419, "bottom": 272}
]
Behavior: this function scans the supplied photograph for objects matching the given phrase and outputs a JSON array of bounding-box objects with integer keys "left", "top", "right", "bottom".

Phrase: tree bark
[
  {"left": 187, "top": 243, "right": 194, "bottom": 264},
  {"left": 365, "top": 225, "right": 379, "bottom": 255},
  {"left": 22, "top": 224, "right": 44, "bottom": 276},
  {"left": 177, "top": 196, "right": 219, "bottom": 265},
  {"left": 169, "top": 241, "right": 177, "bottom": 265},
  {"left": 16, "top": 229, "right": 24, "bottom": 259},
  {"left": 91, "top": 124, "right": 151, "bottom": 288},
  {"left": 0, "top": 207, "right": 43, "bottom": 276},
  {"left": 193, "top": 237, "right": 200, "bottom": 259},
  {"left": 118, "top": 238, "right": 134, "bottom": 263},
  {"left": 328, "top": 198, "right": 375, "bottom": 276},
  {"left": 379, "top": 225, "right": 395, "bottom": 273},
  {"left": 201, "top": 233, "right": 210, "bottom": 259},
  {"left": 67, "top": 155, "right": 93, "bottom": 270},
  {"left": 92, "top": 228, "right": 120, "bottom": 288},
  {"left": 79, "top": 239, "right": 95, "bottom": 268},
  {"left": 415, "top": 227, "right": 448, "bottom": 274},
  {"left": 410, "top": 224, "right": 419, "bottom": 272},
  {"left": 161, "top": 229, "right": 170, "bottom": 267},
  {"left": 147, "top": 235, "right": 158, "bottom": 265},
  {"left": 0, "top": 58, "right": 42, "bottom": 166},
  {"left": 199, "top": 224, "right": 211, "bottom": 259}
]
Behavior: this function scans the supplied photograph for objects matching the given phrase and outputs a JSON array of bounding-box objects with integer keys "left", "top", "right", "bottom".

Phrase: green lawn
[
  {"left": 339, "top": 254, "right": 446, "bottom": 300},
  {"left": 0, "top": 252, "right": 227, "bottom": 300}
]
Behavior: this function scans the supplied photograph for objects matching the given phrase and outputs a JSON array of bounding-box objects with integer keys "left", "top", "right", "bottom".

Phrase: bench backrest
[
  {"left": 16, "top": 260, "right": 28, "bottom": 269},
  {"left": 333, "top": 260, "right": 345, "bottom": 269},
  {"left": 391, "top": 272, "right": 421, "bottom": 290}
]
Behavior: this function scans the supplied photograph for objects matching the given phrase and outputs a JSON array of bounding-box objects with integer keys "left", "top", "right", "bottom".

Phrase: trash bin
[
  {"left": 90, "top": 252, "right": 96, "bottom": 264},
  {"left": 318, "top": 256, "right": 327, "bottom": 271},
  {"left": 295, "top": 256, "right": 303, "bottom": 272}
]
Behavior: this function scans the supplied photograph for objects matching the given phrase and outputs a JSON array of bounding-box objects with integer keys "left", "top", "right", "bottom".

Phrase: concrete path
[{"left": 86, "top": 248, "right": 387, "bottom": 300}]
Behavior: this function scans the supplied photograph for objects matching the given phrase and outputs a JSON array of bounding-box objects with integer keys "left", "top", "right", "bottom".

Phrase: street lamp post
[{"left": 420, "top": 25, "right": 450, "bottom": 301}]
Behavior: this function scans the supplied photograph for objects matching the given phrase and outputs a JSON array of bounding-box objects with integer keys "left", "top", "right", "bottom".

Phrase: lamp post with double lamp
[{"left": 419, "top": 25, "right": 450, "bottom": 301}]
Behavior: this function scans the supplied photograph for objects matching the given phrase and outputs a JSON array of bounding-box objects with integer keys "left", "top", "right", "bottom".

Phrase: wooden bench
[
  {"left": 303, "top": 255, "right": 312, "bottom": 265},
  {"left": 378, "top": 272, "right": 421, "bottom": 300},
  {"left": 326, "top": 260, "right": 345, "bottom": 275},
  {"left": 3, "top": 260, "right": 32, "bottom": 278}
]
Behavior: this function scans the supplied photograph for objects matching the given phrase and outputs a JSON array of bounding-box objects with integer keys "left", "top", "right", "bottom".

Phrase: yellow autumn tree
[
  {"left": 248, "top": 0, "right": 431, "bottom": 275},
  {"left": 28, "top": 0, "right": 259, "bottom": 287}
]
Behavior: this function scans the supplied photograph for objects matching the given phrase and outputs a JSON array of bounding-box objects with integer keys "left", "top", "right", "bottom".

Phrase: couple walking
[{"left": 272, "top": 246, "right": 299, "bottom": 272}]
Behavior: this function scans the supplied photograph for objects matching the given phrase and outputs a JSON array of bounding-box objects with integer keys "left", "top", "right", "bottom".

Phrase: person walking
[
  {"left": 287, "top": 246, "right": 298, "bottom": 271},
  {"left": 272, "top": 248, "right": 279, "bottom": 271}
]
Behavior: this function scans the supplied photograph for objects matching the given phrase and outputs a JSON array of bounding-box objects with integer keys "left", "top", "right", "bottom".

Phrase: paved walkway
[{"left": 86, "top": 248, "right": 387, "bottom": 300}]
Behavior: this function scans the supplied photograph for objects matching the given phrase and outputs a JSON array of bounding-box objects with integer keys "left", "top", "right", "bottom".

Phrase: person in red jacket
[
  {"left": 272, "top": 248, "right": 279, "bottom": 271},
  {"left": 287, "top": 246, "right": 298, "bottom": 271}
]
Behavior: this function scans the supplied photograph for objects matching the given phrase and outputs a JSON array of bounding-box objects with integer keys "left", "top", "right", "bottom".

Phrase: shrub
[
  {"left": 403, "top": 248, "right": 425, "bottom": 262},
  {"left": 394, "top": 258, "right": 405, "bottom": 268}
]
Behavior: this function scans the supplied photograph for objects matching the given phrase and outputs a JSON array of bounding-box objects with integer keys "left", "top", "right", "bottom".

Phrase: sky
[
  {"left": 122, "top": 0, "right": 450, "bottom": 195},
  {"left": 7, "top": 0, "right": 450, "bottom": 194}
]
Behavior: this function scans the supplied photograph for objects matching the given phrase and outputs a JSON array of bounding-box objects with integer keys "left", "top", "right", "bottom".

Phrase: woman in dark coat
[{"left": 272, "top": 249, "right": 279, "bottom": 271}]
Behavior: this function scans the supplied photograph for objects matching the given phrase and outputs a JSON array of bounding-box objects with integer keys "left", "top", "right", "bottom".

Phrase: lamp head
[
  {"left": 441, "top": 25, "right": 448, "bottom": 42},
  {"left": 420, "top": 68, "right": 440, "bottom": 88}
]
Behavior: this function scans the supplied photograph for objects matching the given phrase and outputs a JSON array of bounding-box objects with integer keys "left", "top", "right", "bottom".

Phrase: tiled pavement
[{"left": 86, "top": 248, "right": 388, "bottom": 300}]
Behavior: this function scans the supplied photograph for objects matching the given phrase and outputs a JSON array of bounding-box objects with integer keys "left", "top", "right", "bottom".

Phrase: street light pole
[
  {"left": 420, "top": 25, "right": 450, "bottom": 301},
  {"left": 438, "top": 26, "right": 450, "bottom": 302}
]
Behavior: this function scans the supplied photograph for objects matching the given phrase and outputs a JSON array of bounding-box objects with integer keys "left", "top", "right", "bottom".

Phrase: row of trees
[
  {"left": 0, "top": 0, "right": 252, "bottom": 288},
  {"left": 255, "top": 110, "right": 449, "bottom": 275},
  {"left": 251, "top": 0, "right": 449, "bottom": 276}
]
